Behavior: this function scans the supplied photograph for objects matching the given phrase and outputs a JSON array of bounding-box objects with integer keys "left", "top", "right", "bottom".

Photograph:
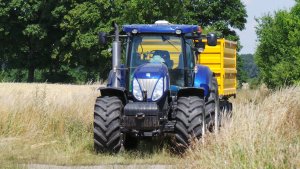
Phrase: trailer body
[{"left": 199, "top": 39, "right": 237, "bottom": 98}]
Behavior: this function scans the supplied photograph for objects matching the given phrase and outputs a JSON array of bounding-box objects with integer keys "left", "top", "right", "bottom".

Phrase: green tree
[
  {"left": 120, "top": 0, "right": 247, "bottom": 39},
  {"left": 60, "top": 0, "right": 247, "bottom": 80},
  {"left": 59, "top": 1, "right": 114, "bottom": 82},
  {"left": 237, "top": 54, "right": 248, "bottom": 85},
  {"left": 1, "top": 0, "right": 247, "bottom": 83},
  {"left": 240, "top": 54, "right": 258, "bottom": 79},
  {"left": 255, "top": 1, "right": 300, "bottom": 88},
  {"left": 0, "top": 0, "right": 68, "bottom": 82}
]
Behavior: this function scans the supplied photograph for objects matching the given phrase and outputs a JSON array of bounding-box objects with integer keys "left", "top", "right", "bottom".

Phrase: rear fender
[
  {"left": 193, "top": 64, "right": 213, "bottom": 96},
  {"left": 99, "top": 87, "right": 128, "bottom": 105},
  {"left": 177, "top": 87, "right": 205, "bottom": 98}
]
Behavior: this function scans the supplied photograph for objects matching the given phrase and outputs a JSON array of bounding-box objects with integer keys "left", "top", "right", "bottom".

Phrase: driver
[{"left": 150, "top": 55, "right": 165, "bottom": 63}]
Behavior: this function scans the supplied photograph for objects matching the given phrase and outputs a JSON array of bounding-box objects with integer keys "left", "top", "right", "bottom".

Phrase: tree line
[
  {"left": 0, "top": 0, "right": 247, "bottom": 83},
  {"left": 255, "top": 0, "right": 300, "bottom": 88}
]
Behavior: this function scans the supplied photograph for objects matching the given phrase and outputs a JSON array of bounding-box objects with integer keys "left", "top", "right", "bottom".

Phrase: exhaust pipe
[{"left": 112, "top": 22, "right": 121, "bottom": 88}]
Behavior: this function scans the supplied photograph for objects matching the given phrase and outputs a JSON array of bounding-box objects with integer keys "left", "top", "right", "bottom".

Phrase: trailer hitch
[{"left": 135, "top": 113, "right": 145, "bottom": 120}]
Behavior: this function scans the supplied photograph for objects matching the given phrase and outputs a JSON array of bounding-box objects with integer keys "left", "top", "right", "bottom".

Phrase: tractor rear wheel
[
  {"left": 206, "top": 77, "right": 221, "bottom": 132},
  {"left": 94, "top": 96, "right": 123, "bottom": 153},
  {"left": 174, "top": 96, "right": 205, "bottom": 153}
]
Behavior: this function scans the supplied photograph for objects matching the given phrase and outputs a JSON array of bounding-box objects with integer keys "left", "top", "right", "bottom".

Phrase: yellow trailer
[{"left": 199, "top": 39, "right": 237, "bottom": 98}]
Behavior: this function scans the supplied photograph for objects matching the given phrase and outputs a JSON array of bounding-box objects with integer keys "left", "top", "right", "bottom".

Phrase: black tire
[
  {"left": 228, "top": 102, "right": 233, "bottom": 112},
  {"left": 220, "top": 99, "right": 232, "bottom": 118},
  {"left": 174, "top": 96, "right": 205, "bottom": 153},
  {"left": 206, "top": 77, "right": 221, "bottom": 132},
  {"left": 94, "top": 96, "right": 123, "bottom": 153}
]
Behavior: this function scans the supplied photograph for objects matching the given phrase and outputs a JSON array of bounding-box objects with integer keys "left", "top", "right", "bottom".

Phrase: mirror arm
[{"left": 108, "top": 35, "right": 128, "bottom": 38}]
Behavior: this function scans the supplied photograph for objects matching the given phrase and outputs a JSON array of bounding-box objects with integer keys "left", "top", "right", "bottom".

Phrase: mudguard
[
  {"left": 177, "top": 87, "right": 205, "bottom": 98},
  {"left": 99, "top": 87, "right": 128, "bottom": 105},
  {"left": 193, "top": 64, "right": 213, "bottom": 97}
]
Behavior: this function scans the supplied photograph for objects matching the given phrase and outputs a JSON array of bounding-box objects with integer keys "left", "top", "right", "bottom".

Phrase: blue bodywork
[
  {"left": 107, "top": 23, "right": 213, "bottom": 100},
  {"left": 123, "top": 24, "right": 198, "bottom": 34},
  {"left": 193, "top": 64, "right": 213, "bottom": 97},
  {"left": 168, "top": 65, "right": 213, "bottom": 97}
]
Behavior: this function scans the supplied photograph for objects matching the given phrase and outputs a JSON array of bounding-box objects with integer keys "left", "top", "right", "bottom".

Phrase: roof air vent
[{"left": 155, "top": 20, "right": 170, "bottom": 25}]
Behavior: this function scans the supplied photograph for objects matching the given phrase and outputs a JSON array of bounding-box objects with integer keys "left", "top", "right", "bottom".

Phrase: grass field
[{"left": 0, "top": 83, "right": 299, "bottom": 169}]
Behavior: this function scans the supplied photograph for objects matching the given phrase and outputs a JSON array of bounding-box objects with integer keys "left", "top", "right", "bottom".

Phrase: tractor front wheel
[{"left": 94, "top": 96, "right": 123, "bottom": 153}]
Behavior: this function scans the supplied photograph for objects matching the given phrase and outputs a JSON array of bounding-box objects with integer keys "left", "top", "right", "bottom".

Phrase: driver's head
[{"left": 150, "top": 55, "right": 165, "bottom": 63}]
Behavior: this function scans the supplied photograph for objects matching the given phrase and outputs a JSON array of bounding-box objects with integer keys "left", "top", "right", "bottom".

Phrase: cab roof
[{"left": 122, "top": 24, "right": 199, "bottom": 34}]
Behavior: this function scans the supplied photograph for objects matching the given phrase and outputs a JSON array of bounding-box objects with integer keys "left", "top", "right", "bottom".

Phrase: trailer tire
[
  {"left": 174, "top": 96, "right": 205, "bottom": 153},
  {"left": 94, "top": 96, "right": 123, "bottom": 153},
  {"left": 206, "top": 77, "right": 221, "bottom": 132},
  {"left": 221, "top": 99, "right": 233, "bottom": 118}
]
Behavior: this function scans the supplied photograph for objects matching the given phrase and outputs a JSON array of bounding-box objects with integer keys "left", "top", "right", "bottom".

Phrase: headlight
[
  {"left": 175, "top": 29, "right": 182, "bottom": 34},
  {"left": 133, "top": 78, "right": 143, "bottom": 101},
  {"left": 152, "top": 77, "right": 164, "bottom": 101}
]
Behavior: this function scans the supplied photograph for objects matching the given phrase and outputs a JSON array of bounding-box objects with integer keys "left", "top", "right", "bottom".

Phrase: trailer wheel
[
  {"left": 221, "top": 99, "right": 233, "bottom": 118},
  {"left": 174, "top": 96, "right": 205, "bottom": 153},
  {"left": 94, "top": 96, "right": 123, "bottom": 153},
  {"left": 206, "top": 77, "right": 221, "bottom": 132}
]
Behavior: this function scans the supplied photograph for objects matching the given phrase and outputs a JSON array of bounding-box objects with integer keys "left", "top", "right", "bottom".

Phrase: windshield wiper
[
  {"left": 166, "top": 39, "right": 179, "bottom": 51},
  {"left": 162, "top": 36, "right": 179, "bottom": 51}
]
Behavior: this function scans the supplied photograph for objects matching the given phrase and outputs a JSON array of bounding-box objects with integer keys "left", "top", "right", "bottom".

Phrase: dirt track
[{"left": 27, "top": 164, "right": 172, "bottom": 169}]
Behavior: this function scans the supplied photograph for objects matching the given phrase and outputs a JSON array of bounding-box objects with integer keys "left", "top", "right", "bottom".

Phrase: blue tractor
[{"left": 94, "top": 21, "right": 220, "bottom": 153}]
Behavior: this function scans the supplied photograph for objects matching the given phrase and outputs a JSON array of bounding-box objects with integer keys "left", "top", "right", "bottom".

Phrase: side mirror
[
  {"left": 207, "top": 33, "right": 217, "bottom": 46},
  {"left": 98, "top": 32, "right": 107, "bottom": 45}
]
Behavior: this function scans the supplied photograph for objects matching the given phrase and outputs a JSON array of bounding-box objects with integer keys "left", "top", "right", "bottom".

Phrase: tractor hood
[
  {"left": 133, "top": 63, "right": 168, "bottom": 79},
  {"left": 132, "top": 63, "right": 169, "bottom": 101}
]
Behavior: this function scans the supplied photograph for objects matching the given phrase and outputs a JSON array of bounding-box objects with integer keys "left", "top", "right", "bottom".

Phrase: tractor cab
[{"left": 123, "top": 21, "right": 206, "bottom": 100}]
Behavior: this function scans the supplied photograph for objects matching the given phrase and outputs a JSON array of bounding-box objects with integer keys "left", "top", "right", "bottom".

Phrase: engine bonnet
[
  {"left": 132, "top": 63, "right": 169, "bottom": 100},
  {"left": 133, "top": 63, "right": 168, "bottom": 79}
]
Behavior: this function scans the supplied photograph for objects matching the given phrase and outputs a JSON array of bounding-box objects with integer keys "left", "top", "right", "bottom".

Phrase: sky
[{"left": 237, "top": 0, "right": 296, "bottom": 54}]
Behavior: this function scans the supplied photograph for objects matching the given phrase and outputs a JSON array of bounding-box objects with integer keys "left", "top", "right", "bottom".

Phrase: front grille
[
  {"left": 138, "top": 78, "right": 158, "bottom": 99},
  {"left": 123, "top": 116, "right": 160, "bottom": 129}
]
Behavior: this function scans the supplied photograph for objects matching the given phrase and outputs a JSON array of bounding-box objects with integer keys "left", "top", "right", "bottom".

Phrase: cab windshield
[
  {"left": 130, "top": 35, "right": 183, "bottom": 69},
  {"left": 129, "top": 35, "right": 186, "bottom": 87}
]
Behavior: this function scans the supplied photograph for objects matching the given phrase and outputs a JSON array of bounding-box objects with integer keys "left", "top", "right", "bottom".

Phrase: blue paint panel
[
  {"left": 120, "top": 64, "right": 126, "bottom": 87},
  {"left": 193, "top": 64, "right": 213, "bottom": 96},
  {"left": 133, "top": 63, "right": 168, "bottom": 79},
  {"left": 170, "top": 85, "right": 180, "bottom": 92},
  {"left": 123, "top": 24, "right": 198, "bottom": 34}
]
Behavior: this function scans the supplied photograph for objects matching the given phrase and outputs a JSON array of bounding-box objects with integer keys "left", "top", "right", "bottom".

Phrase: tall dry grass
[
  {"left": 0, "top": 83, "right": 299, "bottom": 168},
  {"left": 0, "top": 83, "right": 176, "bottom": 168},
  {"left": 0, "top": 83, "right": 97, "bottom": 167},
  {"left": 183, "top": 86, "right": 300, "bottom": 169}
]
